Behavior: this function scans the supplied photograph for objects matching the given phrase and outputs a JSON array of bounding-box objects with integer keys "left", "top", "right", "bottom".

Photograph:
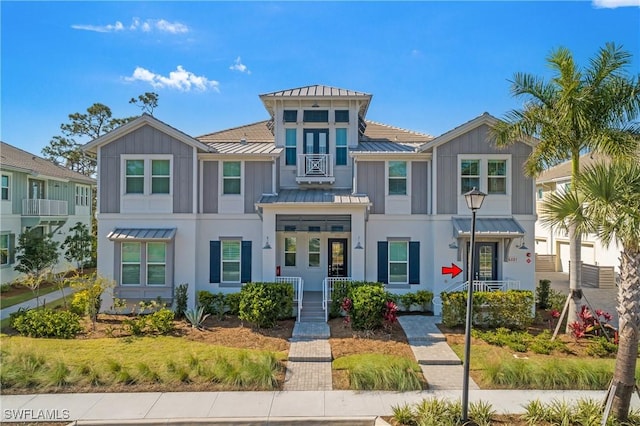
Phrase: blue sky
[{"left": 2, "top": 1, "right": 639, "bottom": 156}]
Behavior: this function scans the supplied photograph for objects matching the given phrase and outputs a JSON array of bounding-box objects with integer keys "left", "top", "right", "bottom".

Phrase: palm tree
[
  {"left": 492, "top": 42, "right": 640, "bottom": 328},
  {"left": 542, "top": 160, "right": 640, "bottom": 421}
]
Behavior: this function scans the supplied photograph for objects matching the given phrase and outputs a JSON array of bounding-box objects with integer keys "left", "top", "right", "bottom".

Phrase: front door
[
  {"left": 328, "top": 238, "right": 348, "bottom": 277},
  {"left": 474, "top": 242, "right": 498, "bottom": 281}
]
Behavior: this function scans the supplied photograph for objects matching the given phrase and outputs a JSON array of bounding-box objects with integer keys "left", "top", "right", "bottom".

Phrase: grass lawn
[{"left": 0, "top": 283, "right": 71, "bottom": 309}]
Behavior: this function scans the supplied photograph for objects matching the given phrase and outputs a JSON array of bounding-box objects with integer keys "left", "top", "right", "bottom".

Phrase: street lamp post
[{"left": 462, "top": 187, "right": 486, "bottom": 423}]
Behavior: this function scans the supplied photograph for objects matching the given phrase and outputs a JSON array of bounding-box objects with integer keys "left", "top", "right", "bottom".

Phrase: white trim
[
  {"left": 120, "top": 154, "right": 174, "bottom": 197},
  {"left": 457, "top": 154, "right": 512, "bottom": 196},
  {"left": 1, "top": 171, "right": 12, "bottom": 201},
  {"left": 220, "top": 160, "right": 244, "bottom": 197},
  {"left": 192, "top": 146, "right": 198, "bottom": 214}
]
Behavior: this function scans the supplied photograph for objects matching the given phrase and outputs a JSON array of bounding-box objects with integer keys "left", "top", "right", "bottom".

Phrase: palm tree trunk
[
  {"left": 566, "top": 222, "right": 582, "bottom": 332},
  {"left": 611, "top": 249, "right": 640, "bottom": 420}
]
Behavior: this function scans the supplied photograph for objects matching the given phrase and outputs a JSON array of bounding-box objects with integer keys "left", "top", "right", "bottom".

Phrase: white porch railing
[
  {"left": 297, "top": 154, "right": 334, "bottom": 178},
  {"left": 275, "top": 276, "right": 304, "bottom": 322},
  {"left": 22, "top": 199, "right": 68, "bottom": 216},
  {"left": 322, "top": 276, "right": 352, "bottom": 322}
]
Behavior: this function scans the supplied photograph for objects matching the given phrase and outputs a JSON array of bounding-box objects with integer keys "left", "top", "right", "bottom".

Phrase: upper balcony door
[
  {"left": 298, "top": 129, "right": 334, "bottom": 183},
  {"left": 303, "top": 129, "right": 329, "bottom": 156},
  {"left": 29, "top": 179, "right": 45, "bottom": 199}
]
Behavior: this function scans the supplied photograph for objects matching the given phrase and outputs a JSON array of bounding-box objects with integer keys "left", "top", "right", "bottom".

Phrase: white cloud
[
  {"left": 125, "top": 66, "right": 220, "bottom": 92},
  {"left": 229, "top": 57, "right": 251, "bottom": 74},
  {"left": 72, "top": 18, "right": 189, "bottom": 34},
  {"left": 592, "top": 0, "right": 640, "bottom": 8}
]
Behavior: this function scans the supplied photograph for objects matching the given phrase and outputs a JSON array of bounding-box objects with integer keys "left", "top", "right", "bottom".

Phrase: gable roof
[
  {"left": 82, "top": 114, "right": 212, "bottom": 154},
  {"left": 536, "top": 152, "right": 610, "bottom": 184},
  {"left": 418, "top": 112, "right": 538, "bottom": 152},
  {"left": 0, "top": 141, "right": 95, "bottom": 184}
]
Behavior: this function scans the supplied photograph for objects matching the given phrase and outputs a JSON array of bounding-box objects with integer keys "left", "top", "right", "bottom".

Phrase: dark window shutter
[
  {"left": 377, "top": 241, "right": 388, "bottom": 284},
  {"left": 209, "top": 241, "right": 221, "bottom": 283},
  {"left": 9, "top": 234, "right": 15, "bottom": 264},
  {"left": 409, "top": 241, "right": 420, "bottom": 284},
  {"left": 241, "top": 241, "right": 252, "bottom": 283}
]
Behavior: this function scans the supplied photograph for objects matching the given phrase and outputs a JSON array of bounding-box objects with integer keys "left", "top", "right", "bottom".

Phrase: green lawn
[{"left": 0, "top": 284, "right": 71, "bottom": 309}]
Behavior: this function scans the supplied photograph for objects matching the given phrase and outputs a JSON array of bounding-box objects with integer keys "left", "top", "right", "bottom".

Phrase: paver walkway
[
  {"left": 398, "top": 315, "right": 479, "bottom": 390},
  {"left": 284, "top": 322, "right": 332, "bottom": 391}
]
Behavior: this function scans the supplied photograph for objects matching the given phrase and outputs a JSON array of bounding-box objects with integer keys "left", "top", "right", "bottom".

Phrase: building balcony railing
[
  {"left": 22, "top": 199, "right": 68, "bottom": 216},
  {"left": 296, "top": 154, "right": 335, "bottom": 184}
]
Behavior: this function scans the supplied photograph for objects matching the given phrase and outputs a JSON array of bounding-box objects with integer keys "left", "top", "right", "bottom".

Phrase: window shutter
[
  {"left": 377, "top": 241, "right": 388, "bottom": 284},
  {"left": 9, "top": 234, "right": 15, "bottom": 264},
  {"left": 409, "top": 241, "right": 420, "bottom": 284},
  {"left": 241, "top": 241, "right": 252, "bottom": 283},
  {"left": 209, "top": 241, "right": 221, "bottom": 283}
]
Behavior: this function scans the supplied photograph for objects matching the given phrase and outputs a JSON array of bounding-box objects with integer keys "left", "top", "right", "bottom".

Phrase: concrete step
[{"left": 292, "top": 322, "right": 330, "bottom": 339}]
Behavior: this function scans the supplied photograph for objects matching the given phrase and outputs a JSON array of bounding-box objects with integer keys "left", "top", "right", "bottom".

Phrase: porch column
[
  {"left": 351, "top": 209, "right": 366, "bottom": 280},
  {"left": 262, "top": 209, "right": 277, "bottom": 281}
]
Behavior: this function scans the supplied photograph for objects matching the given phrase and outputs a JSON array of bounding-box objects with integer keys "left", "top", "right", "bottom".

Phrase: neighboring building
[
  {"left": 0, "top": 141, "right": 96, "bottom": 284},
  {"left": 535, "top": 153, "right": 621, "bottom": 273},
  {"left": 84, "top": 85, "right": 537, "bottom": 317}
]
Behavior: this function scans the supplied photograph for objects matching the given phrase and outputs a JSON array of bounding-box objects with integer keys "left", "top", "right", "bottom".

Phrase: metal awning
[
  {"left": 258, "top": 189, "right": 370, "bottom": 205},
  {"left": 107, "top": 228, "right": 177, "bottom": 241},
  {"left": 452, "top": 217, "right": 525, "bottom": 237}
]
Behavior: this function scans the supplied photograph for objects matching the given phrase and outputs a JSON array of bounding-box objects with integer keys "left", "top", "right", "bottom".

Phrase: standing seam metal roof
[
  {"left": 259, "top": 189, "right": 370, "bottom": 205},
  {"left": 260, "top": 85, "right": 371, "bottom": 98},
  {"left": 452, "top": 217, "right": 525, "bottom": 236}
]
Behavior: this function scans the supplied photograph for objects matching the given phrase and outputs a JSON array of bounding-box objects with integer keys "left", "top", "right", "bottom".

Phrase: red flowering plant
[
  {"left": 341, "top": 297, "right": 353, "bottom": 326},
  {"left": 568, "top": 305, "right": 617, "bottom": 342},
  {"left": 382, "top": 300, "right": 398, "bottom": 325}
]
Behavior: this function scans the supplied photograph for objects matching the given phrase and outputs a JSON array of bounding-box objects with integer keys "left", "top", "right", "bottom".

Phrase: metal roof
[
  {"left": 452, "top": 217, "right": 525, "bottom": 236},
  {"left": 107, "top": 228, "right": 177, "bottom": 241},
  {"left": 352, "top": 141, "right": 423, "bottom": 153},
  {"left": 1, "top": 141, "right": 95, "bottom": 184},
  {"left": 260, "top": 85, "right": 371, "bottom": 98},
  {"left": 259, "top": 189, "right": 370, "bottom": 205},
  {"left": 207, "top": 143, "right": 282, "bottom": 155}
]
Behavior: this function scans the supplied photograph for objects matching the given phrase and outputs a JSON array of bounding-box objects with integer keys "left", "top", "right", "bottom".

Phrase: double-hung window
[
  {"left": 223, "top": 161, "right": 241, "bottom": 195},
  {"left": 308, "top": 237, "right": 320, "bottom": 267},
  {"left": 0, "top": 234, "right": 11, "bottom": 266},
  {"left": 487, "top": 160, "right": 506, "bottom": 194},
  {"left": 389, "top": 241, "right": 408, "bottom": 284},
  {"left": 124, "top": 157, "right": 171, "bottom": 195},
  {"left": 151, "top": 160, "right": 170, "bottom": 194},
  {"left": 125, "top": 160, "right": 145, "bottom": 194},
  {"left": 461, "top": 160, "right": 480, "bottom": 193},
  {"left": 335, "top": 128, "right": 348, "bottom": 166},
  {"left": 120, "top": 241, "right": 167, "bottom": 286},
  {"left": 388, "top": 161, "right": 407, "bottom": 195},
  {"left": 121, "top": 242, "right": 141, "bottom": 285},
  {"left": 284, "top": 237, "right": 296, "bottom": 266},
  {"left": 222, "top": 240, "right": 241, "bottom": 283},
  {"left": 147, "top": 242, "right": 166, "bottom": 285},
  {"left": 285, "top": 129, "right": 297, "bottom": 166},
  {"left": 75, "top": 185, "right": 90, "bottom": 206},
  {"left": 1, "top": 174, "right": 10, "bottom": 200}
]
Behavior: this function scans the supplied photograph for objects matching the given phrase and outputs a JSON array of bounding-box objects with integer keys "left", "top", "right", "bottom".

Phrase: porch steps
[{"left": 298, "top": 291, "right": 326, "bottom": 323}]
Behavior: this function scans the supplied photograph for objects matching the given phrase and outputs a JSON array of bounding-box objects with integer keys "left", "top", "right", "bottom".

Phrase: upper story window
[
  {"left": 303, "top": 110, "right": 329, "bottom": 123},
  {"left": 285, "top": 129, "right": 297, "bottom": 166},
  {"left": 75, "top": 185, "right": 90, "bottom": 206},
  {"left": 335, "top": 110, "right": 349, "bottom": 123},
  {"left": 1, "top": 174, "right": 10, "bottom": 200},
  {"left": 537, "top": 188, "right": 544, "bottom": 200},
  {"left": 487, "top": 160, "right": 506, "bottom": 194},
  {"left": 222, "top": 240, "right": 241, "bottom": 283},
  {"left": 284, "top": 237, "right": 296, "bottom": 266},
  {"left": 222, "top": 161, "right": 241, "bottom": 195},
  {"left": 124, "top": 157, "right": 172, "bottom": 195},
  {"left": 335, "top": 129, "right": 348, "bottom": 166},
  {"left": 283, "top": 110, "right": 298, "bottom": 123},
  {"left": 388, "top": 161, "right": 407, "bottom": 195},
  {"left": 461, "top": 160, "right": 480, "bottom": 194}
]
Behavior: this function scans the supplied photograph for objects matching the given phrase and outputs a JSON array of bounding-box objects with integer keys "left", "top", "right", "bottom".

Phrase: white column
[
  {"left": 351, "top": 208, "right": 366, "bottom": 280},
  {"left": 262, "top": 209, "right": 277, "bottom": 281}
]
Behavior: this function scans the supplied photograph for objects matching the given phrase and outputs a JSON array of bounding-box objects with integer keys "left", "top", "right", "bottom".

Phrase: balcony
[
  {"left": 22, "top": 199, "right": 68, "bottom": 216},
  {"left": 296, "top": 154, "right": 335, "bottom": 184}
]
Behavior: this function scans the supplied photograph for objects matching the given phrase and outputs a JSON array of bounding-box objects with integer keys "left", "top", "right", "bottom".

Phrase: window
[
  {"left": 389, "top": 241, "right": 408, "bottom": 284},
  {"left": 223, "top": 161, "right": 241, "bottom": 195},
  {"left": 303, "top": 110, "right": 328, "bottom": 122},
  {"left": 222, "top": 240, "right": 241, "bottom": 283},
  {"left": 461, "top": 160, "right": 480, "bottom": 194},
  {"left": 151, "top": 160, "right": 170, "bottom": 194},
  {"left": 487, "top": 160, "right": 506, "bottom": 194},
  {"left": 1, "top": 174, "right": 10, "bottom": 200},
  {"left": 125, "top": 160, "right": 145, "bottom": 194},
  {"left": 121, "top": 242, "right": 141, "bottom": 285},
  {"left": 283, "top": 110, "right": 297, "bottom": 122},
  {"left": 284, "top": 237, "right": 296, "bottom": 267},
  {"left": 335, "top": 110, "right": 349, "bottom": 123},
  {"left": 537, "top": 188, "right": 544, "bottom": 200},
  {"left": 336, "top": 128, "right": 348, "bottom": 166},
  {"left": 388, "top": 161, "right": 407, "bottom": 195},
  {"left": 146, "top": 242, "right": 166, "bottom": 285},
  {"left": 309, "top": 238, "right": 320, "bottom": 267},
  {"left": 0, "top": 234, "right": 12, "bottom": 266},
  {"left": 285, "top": 129, "right": 297, "bottom": 166},
  {"left": 75, "top": 185, "right": 90, "bottom": 206}
]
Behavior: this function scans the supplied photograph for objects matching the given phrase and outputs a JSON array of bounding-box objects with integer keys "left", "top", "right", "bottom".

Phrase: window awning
[
  {"left": 107, "top": 228, "right": 176, "bottom": 241},
  {"left": 452, "top": 217, "right": 525, "bottom": 237}
]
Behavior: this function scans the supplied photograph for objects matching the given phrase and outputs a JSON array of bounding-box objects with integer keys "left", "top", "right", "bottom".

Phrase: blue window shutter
[
  {"left": 241, "top": 241, "right": 252, "bottom": 283},
  {"left": 377, "top": 241, "right": 388, "bottom": 284},
  {"left": 409, "top": 241, "right": 420, "bottom": 284},
  {"left": 209, "top": 241, "right": 221, "bottom": 283}
]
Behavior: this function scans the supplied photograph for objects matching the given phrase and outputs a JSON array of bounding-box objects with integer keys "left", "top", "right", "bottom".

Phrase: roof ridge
[{"left": 196, "top": 120, "right": 270, "bottom": 139}]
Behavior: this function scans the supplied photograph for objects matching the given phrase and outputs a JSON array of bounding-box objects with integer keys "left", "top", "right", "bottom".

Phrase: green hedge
[
  {"left": 350, "top": 285, "right": 390, "bottom": 331},
  {"left": 238, "top": 282, "right": 293, "bottom": 328},
  {"left": 330, "top": 281, "right": 384, "bottom": 318},
  {"left": 11, "top": 308, "right": 82, "bottom": 339},
  {"left": 441, "top": 290, "right": 534, "bottom": 329}
]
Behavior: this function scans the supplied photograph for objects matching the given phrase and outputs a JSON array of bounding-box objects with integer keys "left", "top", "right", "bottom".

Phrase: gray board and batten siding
[
  {"left": 411, "top": 161, "right": 429, "bottom": 214},
  {"left": 244, "top": 161, "right": 273, "bottom": 213},
  {"left": 99, "top": 124, "right": 194, "bottom": 214},
  {"left": 202, "top": 161, "right": 219, "bottom": 214},
  {"left": 357, "top": 161, "right": 385, "bottom": 214},
  {"left": 435, "top": 124, "right": 533, "bottom": 215}
]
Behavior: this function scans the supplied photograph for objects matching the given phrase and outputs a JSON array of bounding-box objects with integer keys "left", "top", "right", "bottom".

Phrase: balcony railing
[
  {"left": 296, "top": 154, "right": 335, "bottom": 183},
  {"left": 22, "top": 199, "right": 68, "bottom": 216}
]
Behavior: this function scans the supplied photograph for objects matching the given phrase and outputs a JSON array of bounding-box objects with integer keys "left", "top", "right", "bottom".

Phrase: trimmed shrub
[
  {"left": 350, "top": 285, "right": 389, "bottom": 331},
  {"left": 441, "top": 290, "right": 534, "bottom": 329},
  {"left": 330, "top": 280, "right": 384, "bottom": 318},
  {"left": 225, "top": 292, "right": 241, "bottom": 315},
  {"left": 11, "top": 308, "right": 82, "bottom": 338},
  {"left": 238, "top": 282, "right": 293, "bottom": 328},
  {"left": 198, "top": 290, "right": 226, "bottom": 319}
]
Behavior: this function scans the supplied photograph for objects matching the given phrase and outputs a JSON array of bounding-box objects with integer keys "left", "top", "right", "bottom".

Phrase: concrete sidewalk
[
  {"left": 2, "top": 389, "right": 638, "bottom": 424},
  {"left": 1, "top": 287, "right": 80, "bottom": 321}
]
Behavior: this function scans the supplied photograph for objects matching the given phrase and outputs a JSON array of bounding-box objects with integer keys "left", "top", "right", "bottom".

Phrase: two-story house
[
  {"left": 84, "top": 85, "right": 537, "bottom": 317},
  {"left": 0, "top": 141, "right": 95, "bottom": 284}
]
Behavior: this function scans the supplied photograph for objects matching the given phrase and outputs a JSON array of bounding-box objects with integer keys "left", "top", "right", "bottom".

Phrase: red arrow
[{"left": 442, "top": 263, "right": 463, "bottom": 278}]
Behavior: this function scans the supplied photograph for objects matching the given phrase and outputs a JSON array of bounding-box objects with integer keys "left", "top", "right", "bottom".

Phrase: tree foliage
[
  {"left": 61, "top": 222, "right": 93, "bottom": 272},
  {"left": 15, "top": 229, "right": 59, "bottom": 277}
]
